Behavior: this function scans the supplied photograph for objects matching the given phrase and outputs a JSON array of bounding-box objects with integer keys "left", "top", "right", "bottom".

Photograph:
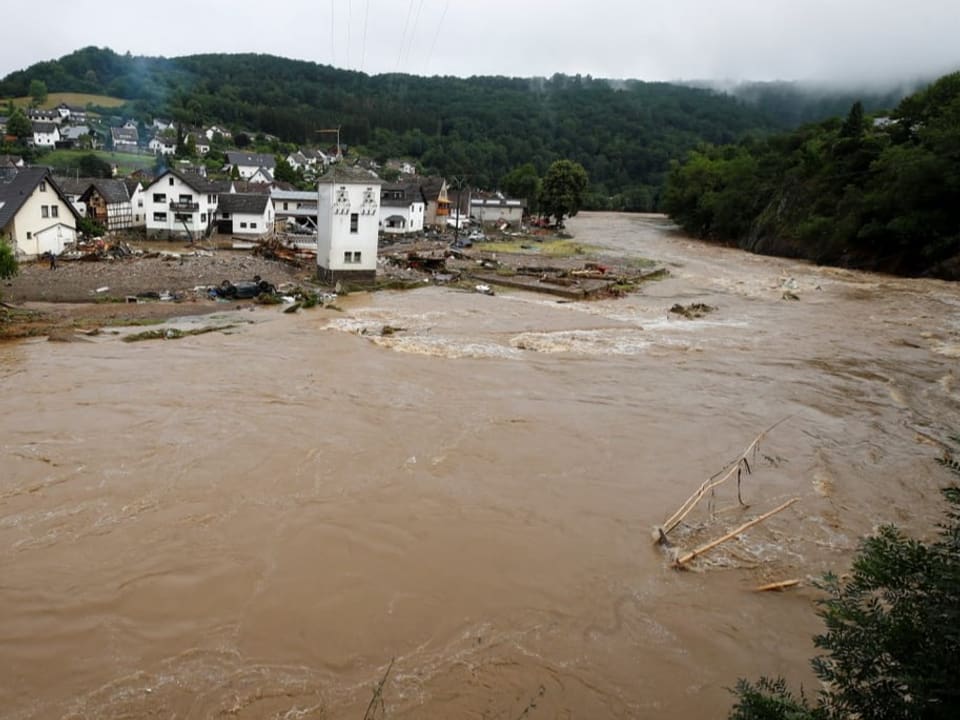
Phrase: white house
[
  {"left": 316, "top": 166, "right": 382, "bottom": 284},
  {"left": 470, "top": 194, "right": 525, "bottom": 229},
  {"left": 31, "top": 122, "right": 60, "bottom": 147},
  {"left": 216, "top": 193, "right": 275, "bottom": 236},
  {"left": 247, "top": 167, "right": 274, "bottom": 185},
  {"left": 143, "top": 169, "right": 220, "bottom": 240},
  {"left": 126, "top": 179, "right": 146, "bottom": 227},
  {"left": 0, "top": 168, "right": 81, "bottom": 259},
  {"left": 149, "top": 136, "right": 177, "bottom": 156},
  {"left": 111, "top": 126, "right": 139, "bottom": 151},
  {"left": 225, "top": 151, "right": 276, "bottom": 180},
  {"left": 379, "top": 182, "right": 425, "bottom": 234}
]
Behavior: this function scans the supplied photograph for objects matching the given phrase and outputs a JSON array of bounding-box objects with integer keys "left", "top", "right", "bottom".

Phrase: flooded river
[{"left": 2, "top": 212, "right": 959, "bottom": 718}]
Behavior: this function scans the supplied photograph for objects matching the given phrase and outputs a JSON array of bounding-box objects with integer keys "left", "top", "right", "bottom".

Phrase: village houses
[{"left": 0, "top": 167, "right": 81, "bottom": 259}]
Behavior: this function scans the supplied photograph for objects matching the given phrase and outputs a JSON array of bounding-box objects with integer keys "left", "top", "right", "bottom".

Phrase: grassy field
[
  {"left": 7, "top": 92, "right": 127, "bottom": 110},
  {"left": 473, "top": 238, "right": 595, "bottom": 257},
  {"left": 40, "top": 149, "right": 156, "bottom": 175}
]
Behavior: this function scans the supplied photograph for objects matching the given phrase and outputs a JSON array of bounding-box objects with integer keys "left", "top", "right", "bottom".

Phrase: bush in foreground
[{"left": 730, "top": 451, "right": 960, "bottom": 720}]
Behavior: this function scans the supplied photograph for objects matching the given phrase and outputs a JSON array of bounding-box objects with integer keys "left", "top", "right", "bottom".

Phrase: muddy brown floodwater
[{"left": 2, "top": 212, "right": 959, "bottom": 718}]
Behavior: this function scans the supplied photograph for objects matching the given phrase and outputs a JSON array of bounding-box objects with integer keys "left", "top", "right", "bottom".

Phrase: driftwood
[
  {"left": 654, "top": 418, "right": 790, "bottom": 543},
  {"left": 754, "top": 579, "right": 801, "bottom": 592},
  {"left": 673, "top": 497, "right": 800, "bottom": 568}
]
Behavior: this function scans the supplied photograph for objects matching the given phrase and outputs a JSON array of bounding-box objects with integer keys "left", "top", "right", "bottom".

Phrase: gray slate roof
[
  {"left": 111, "top": 127, "right": 139, "bottom": 143},
  {"left": 317, "top": 165, "right": 383, "bottom": 185},
  {"left": 83, "top": 179, "right": 131, "bottom": 204},
  {"left": 218, "top": 193, "right": 271, "bottom": 214},
  {"left": 380, "top": 182, "right": 425, "bottom": 207},
  {"left": 225, "top": 151, "right": 276, "bottom": 169},
  {"left": 0, "top": 168, "right": 80, "bottom": 230}
]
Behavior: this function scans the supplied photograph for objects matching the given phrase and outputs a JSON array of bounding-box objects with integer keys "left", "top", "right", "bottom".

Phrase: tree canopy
[
  {"left": 663, "top": 72, "right": 960, "bottom": 279},
  {"left": 540, "top": 160, "right": 589, "bottom": 226}
]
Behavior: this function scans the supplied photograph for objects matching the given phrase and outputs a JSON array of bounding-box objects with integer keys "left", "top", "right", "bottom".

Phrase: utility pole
[
  {"left": 317, "top": 127, "right": 342, "bottom": 163},
  {"left": 451, "top": 175, "right": 467, "bottom": 245}
]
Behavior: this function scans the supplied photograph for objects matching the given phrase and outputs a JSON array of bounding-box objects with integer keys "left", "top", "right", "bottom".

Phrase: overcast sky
[{"left": 2, "top": 1, "right": 959, "bottom": 86}]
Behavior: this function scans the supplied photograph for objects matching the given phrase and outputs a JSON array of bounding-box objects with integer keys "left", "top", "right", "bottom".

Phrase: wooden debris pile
[{"left": 654, "top": 418, "right": 802, "bottom": 584}]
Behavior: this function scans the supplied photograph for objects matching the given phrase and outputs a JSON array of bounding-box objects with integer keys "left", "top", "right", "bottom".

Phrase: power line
[
  {"left": 395, "top": 0, "right": 416, "bottom": 72},
  {"left": 330, "top": 0, "right": 336, "bottom": 67},
  {"left": 360, "top": 0, "right": 370, "bottom": 73},
  {"left": 402, "top": 0, "right": 427, "bottom": 70},
  {"left": 424, "top": 0, "right": 450, "bottom": 76},
  {"left": 346, "top": 0, "right": 352, "bottom": 70}
]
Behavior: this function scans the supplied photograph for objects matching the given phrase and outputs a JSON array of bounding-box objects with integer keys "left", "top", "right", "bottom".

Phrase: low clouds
[{"left": 2, "top": 1, "right": 958, "bottom": 86}]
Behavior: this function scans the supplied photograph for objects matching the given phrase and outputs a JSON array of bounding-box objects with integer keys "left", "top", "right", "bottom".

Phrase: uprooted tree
[{"left": 729, "top": 446, "right": 960, "bottom": 720}]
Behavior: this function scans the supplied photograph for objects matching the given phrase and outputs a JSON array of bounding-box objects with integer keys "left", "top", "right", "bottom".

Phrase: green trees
[
  {"left": 0, "top": 237, "right": 17, "bottom": 280},
  {"left": 540, "top": 160, "right": 588, "bottom": 227},
  {"left": 28, "top": 78, "right": 47, "bottom": 106},
  {"left": 729, "top": 458, "right": 960, "bottom": 720},
  {"left": 77, "top": 153, "right": 113, "bottom": 178},
  {"left": 663, "top": 71, "right": 960, "bottom": 279},
  {"left": 6, "top": 107, "right": 32, "bottom": 140},
  {"left": 501, "top": 163, "right": 541, "bottom": 214}
]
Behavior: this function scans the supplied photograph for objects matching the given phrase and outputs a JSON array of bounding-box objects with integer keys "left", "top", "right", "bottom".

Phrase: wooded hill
[
  {"left": 663, "top": 71, "right": 960, "bottom": 280},
  {"left": 0, "top": 47, "right": 916, "bottom": 211}
]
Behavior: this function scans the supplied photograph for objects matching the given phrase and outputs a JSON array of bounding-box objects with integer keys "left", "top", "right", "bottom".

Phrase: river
[{"left": 2, "top": 212, "right": 958, "bottom": 718}]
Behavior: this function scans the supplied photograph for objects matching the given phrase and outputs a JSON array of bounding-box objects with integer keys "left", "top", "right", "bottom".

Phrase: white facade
[
  {"left": 380, "top": 201, "right": 425, "bottom": 234},
  {"left": 471, "top": 197, "right": 525, "bottom": 228},
  {"left": 129, "top": 182, "right": 146, "bottom": 227},
  {"left": 143, "top": 171, "right": 218, "bottom": 239},
  {"left": 4, "top": 179, "right": 77, "bottom": 258},
  {"left": 317, "top": 174, "right": 382, "bottom": 281},
  {"left": 149, "top": 137, "right": 177, "bottom": 155},
  {"left": 32, "top": 124, "right": 60, "bottom": 147}
]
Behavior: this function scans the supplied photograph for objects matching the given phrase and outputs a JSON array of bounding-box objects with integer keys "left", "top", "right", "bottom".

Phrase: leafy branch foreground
[{"left": 729, "top": 450, "right": 960, "bottom": 719}]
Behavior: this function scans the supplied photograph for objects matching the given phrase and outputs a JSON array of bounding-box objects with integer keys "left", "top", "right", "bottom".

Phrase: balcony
[{"left": 169, "top": 201, "right": 199, "bottom": 212}]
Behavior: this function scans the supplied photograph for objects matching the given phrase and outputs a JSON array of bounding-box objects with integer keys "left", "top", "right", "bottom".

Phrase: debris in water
[{"left": 669, "top": 302, "right": 715, "bottom": 319}]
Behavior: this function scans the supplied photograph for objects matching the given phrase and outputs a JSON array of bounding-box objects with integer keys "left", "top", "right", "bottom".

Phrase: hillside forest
[
  {"left": 0, "top": 47, "right": 912, "bottom": 212},
  {"left": 663, "top": 72, "right": 960, "bottom": 279}
]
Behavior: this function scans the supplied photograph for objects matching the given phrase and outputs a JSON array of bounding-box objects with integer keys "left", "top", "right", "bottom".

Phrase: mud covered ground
[{"left": 0, "top": 251, "right": 317, "bottom": 341}]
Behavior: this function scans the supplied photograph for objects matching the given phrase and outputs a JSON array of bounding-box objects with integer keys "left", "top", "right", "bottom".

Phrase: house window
[
  {"left": 138, "top": 199, "right": 143, "bottom": 207},
  {"left": 350, "top": 213, "right": 359, "bottom": 233},
  {"left": 26, "top": 231, "right": 32, "bottom": 239},
  {"left": 250, "top": 222, "right": 256, "bottom": 229},
  {"left": 344, "top": 251, "right": 362, "bottom": 264},
  {"left": 200, "top": 213, "right": 206, "bottom": 222},
  {"left": 283, "top": 202, "right": 288, "bottom": 210},
  {"left": 168, "top": 178, "right": 174, "bottom": 186},
  {"left": 179, "top": 194, "right": 193, "bottom": 203},
  {"left": 41, "top": 205, "right": 49, "bottom": 218},
  {"left": 153, "top": 212, "right": 167, "bottom": 222},
  {"left": 39, "top": 182, "right": 46, "bottom": 192},
  {"left": 175, "top": 214, "right": 191, "bottom": 223},
  {"left": 240, "top": 222, "right": 247, "bottom": 228},
  {"left": 153, "top": 193, "right": 166, "bottom": 203},
  {"left": 51, "top": 206, "right": 58, "bottom": 218}
]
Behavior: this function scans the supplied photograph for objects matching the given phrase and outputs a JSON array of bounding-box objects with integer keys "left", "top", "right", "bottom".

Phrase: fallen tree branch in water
[
  {"left": 362, "top": 657, "right": 394, "bottom": 720},
  {"left": 754, "top": 578, "right": 801, "bottom": 592},
  {"left": 673, "top": 497, "right": 800, "bottom": 569},
  {"left": 654, "top": 417, "right": 790, "bottom": 544}
]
